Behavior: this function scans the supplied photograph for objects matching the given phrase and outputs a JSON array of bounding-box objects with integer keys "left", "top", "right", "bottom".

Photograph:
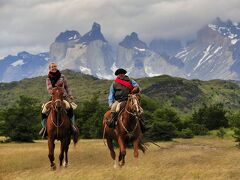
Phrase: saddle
[
  {"left": 116, "top": 101, "right": 126, "bottom": 113},
  {"left": 114, "top": 101, "right": 127, "bottom": 125}
]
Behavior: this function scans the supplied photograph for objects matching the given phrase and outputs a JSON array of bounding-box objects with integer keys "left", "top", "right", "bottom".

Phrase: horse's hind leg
[
  {"left": 106, "top": 138, "right": 117, "bottom": 168},
  {"left": 107, "top": 137, "right": 116, "bottom": 160},
  {"left": 48, "top": 138, "right": 56, "bottom": 170}
]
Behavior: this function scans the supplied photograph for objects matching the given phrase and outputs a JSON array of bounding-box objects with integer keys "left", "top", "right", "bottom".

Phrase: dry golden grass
[{"left": 1, "top": 137, "right": 240, "bottom": 180}]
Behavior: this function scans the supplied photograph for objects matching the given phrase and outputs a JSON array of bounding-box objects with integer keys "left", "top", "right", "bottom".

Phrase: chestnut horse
[
  {"left": 103, "top": 94, "right": 145, "bottom": 168},
  {"left": 47, "top": 87, "right": 78, "bottom": 170}
]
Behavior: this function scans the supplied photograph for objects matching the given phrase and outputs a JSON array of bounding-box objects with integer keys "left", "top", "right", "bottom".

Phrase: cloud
[{"left": 0, "top": 0, "right": 240, "bottom": 58}]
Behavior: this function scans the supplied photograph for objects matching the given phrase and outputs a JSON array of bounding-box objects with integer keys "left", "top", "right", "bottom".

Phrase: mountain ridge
[
  {"left": 0, "top": 70, "right": 240, "bottom": 113},
  {"left": 1, "top": 18, "right": 240, "bottom": 82}
]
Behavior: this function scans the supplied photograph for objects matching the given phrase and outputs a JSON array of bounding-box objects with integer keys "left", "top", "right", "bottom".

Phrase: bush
[
  {"left": 2, "top": 96, "right": 40, "bottom": 142},
  {"left": 75, "top": 94, "right": 107, "bottom": 139},
  {"left": 190, "top": 123, "right": 208, "bottom": 135},
  {"left": 227, "top": 111, "right": 240, "bottom": 128},
  {"left": 153, "top": 107, "right": 182, "bottom": 130},
  {"left": 144, "top": 107, "right": 184, "bottom": 141},
  {"left": 146, "top": 120, "right": 177, "bottom": 141},
  {"left": 227, "top": 111, "right": 240, "bottom": 146},
  {"left": 192, "top": 103, "right": 228, "bottom": 130},
  {"left": 217, "top": 128, "right": 226, "bottom": 139},
  {"left": 141, "top": 95, "right": 159, "bottom": 112},
  {"left": 233, "top": 128, "right": 240, "bottom": 147},
  {"left": 179, "top": 128, "right": 194, "bottom": 139}
]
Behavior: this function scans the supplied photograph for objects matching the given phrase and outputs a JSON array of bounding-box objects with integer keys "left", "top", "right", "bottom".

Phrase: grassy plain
[{"left": 1, "top": 136, "right": 240, "bottom": 180}]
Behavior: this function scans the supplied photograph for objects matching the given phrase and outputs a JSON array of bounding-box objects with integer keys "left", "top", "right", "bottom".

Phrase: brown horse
[
  {"left": 47, "top": 87, "right": 79, "bottom": 170},
  {"left": 103, "top": 94, "right": 145, "bottom": 168}
]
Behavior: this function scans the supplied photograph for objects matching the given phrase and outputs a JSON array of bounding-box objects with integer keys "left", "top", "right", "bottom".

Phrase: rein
[
  {"left": 119, "top": 94, "right": 143, "bottom": 137},
  {"left": 51, "top": 99, "right": 65, "bottom": 139},
  {"left": 119, "top": 115, "right": 139, "bottom": 138}
]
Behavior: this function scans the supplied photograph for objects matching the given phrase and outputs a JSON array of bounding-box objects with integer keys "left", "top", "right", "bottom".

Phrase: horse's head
[
  {"left": 52, "top": 87, "right": 64, "bottom": 110},
  {"left": 126, "top": 94, "right": 143, "bottom": 116}
]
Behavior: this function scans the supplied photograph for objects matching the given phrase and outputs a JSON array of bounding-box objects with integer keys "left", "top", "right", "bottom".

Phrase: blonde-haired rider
[{"left": 39, "top": 63, "right": 78, "bottom": 136}]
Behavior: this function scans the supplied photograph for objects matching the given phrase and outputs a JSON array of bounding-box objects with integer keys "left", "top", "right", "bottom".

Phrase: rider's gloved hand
[
  {"left": 69, "top": 95, "right": 74, "bottom": 101},
  {"left": 131, "top": 87, "right": 140, "bottom": 94}
]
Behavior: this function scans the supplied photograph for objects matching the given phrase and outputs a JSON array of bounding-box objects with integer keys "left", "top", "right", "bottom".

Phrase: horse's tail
[
  {"left": 139, "top": 142, "right": 147, "bottom": 153},
  {"left": 73, "top": 127, "right": 79, "bottom": 146}
]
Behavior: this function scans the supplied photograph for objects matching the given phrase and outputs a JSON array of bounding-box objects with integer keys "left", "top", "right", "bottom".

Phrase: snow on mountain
[
  {"left": 1, "top": 18, "right": 240, "bottom": 82},
  {"left": 0, "top": 51, "right": 49, "bottom": 82},
  {"left": 49, "top": 23, "right": 115, "bottom": 79},
  {"left": 55, "top": 30, "right": 81, "bottom": 43},
  {"left": 175, "top": 18, "right": 240, "bottom": 80},
  {"left": 116, "top": 32, "right": 185, "bottom": 78},
  {"left": 11, "top": 59, "right": 25, "bottom": 67}
]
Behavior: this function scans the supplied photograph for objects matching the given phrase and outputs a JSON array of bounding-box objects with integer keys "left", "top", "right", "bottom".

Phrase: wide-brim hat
[{"left": 115, "top": 68, "right": 127, "bottom": 76}]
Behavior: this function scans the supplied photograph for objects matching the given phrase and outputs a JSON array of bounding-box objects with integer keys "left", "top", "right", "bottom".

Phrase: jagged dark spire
[{"left": 80, "top": 22, "right": 107, "bottom": 44}]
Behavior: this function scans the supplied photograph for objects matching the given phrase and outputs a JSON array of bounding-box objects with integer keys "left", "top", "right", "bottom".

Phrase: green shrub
[
  {"left": 2, "top": 96, "right": 40, "bottom": 142},
  {"left": 75, "top": 94, "right": 107, "bottom": 139},
  {"left": 227, "top": 111, "right": 240, "bottom": 146},
  {"left": 217, "top": 128, "right": 226, "bottom": 139},
  {"left": 146, "top": 121, "right": 177, "bottom": 141},
  {"left": 192, "top": 103, "right": 228, "bottom": 130},
  {"left": 233, "top": 128, "right": 240, "bottom": 147},
  {"left": 179, "top": 128, "right": 194, "bottom": 138},
  {"left": 190, "top": 123, "right": 208, "bottom": 135}
]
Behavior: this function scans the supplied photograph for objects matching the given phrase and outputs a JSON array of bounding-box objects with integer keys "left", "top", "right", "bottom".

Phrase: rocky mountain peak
[
  {"left": 55, "top": 30, "right": 81, "bottom": 43},
  {"left": 80, "top": 22, "right": 107, "bottom": 44},
  {"left": 119, "top": 32, "right": 147, "bottom": 49}
]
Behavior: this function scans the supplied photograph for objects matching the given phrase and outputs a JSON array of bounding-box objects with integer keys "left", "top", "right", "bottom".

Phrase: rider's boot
[
  {"left": 39, "top": 113, "right": 47, "bottom": 137},
  {"left": 106, "top": 112, "right": 118, "bottom": 128}
]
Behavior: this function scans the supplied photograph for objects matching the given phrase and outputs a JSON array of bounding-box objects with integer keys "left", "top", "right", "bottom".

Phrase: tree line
[{"left": 0, "top": 95, "right": 240, "bottom": 146}]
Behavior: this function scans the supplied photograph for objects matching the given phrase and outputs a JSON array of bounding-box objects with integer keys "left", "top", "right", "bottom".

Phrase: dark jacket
[{"left": 113, "top": 76, "right": 132, "bottom": 102}]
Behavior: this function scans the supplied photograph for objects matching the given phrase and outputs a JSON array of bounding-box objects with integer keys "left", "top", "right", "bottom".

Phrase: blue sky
[{"left": 0, "top": 0, "right": 240, "bottom": 58}]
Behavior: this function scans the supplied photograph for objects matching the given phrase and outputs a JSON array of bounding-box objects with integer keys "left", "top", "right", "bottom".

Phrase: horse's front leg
[
  {"left": 48, "top": 138, "right": 56, "bottom": 170},
  {"left": 117, "top": 136, "right": 126, "bottom": 167},
  {"left": 59, "top": 139, "right": 65, "bottom": 167},
  {"left": 133, "top": 137, "right": 140, "bottom": 158},
  {"left": 64, "top": 136, "right": 71, "bottom": 167}
]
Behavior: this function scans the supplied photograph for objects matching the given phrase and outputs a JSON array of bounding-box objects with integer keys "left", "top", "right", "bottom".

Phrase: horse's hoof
[
  {"left": 114, "top": 162, "right": 120, "bottom": 169},
  {"left": 63, "top": 161, "right": 68, "bottom": 168},
  {"left": 119, "top": 162, "right": 125, "bottom": 167},
  {"left": 51, "top": 164, "right": 56, "bottom": 171}
]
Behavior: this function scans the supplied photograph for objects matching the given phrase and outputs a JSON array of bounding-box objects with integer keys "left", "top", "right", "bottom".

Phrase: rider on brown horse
[
  {"left": 39, "top": 63, "right": 78, "bottom": 137},
  {"left": 107, "top": 68, "right": 145, "bottom": 131}
]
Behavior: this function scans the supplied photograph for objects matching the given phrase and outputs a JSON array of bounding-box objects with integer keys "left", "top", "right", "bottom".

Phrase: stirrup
[
  {"left": 39, "top": 127, "right": 47, "bottom": 138},
  {"left": 71, "top": 124, "right": 77, "bottom": 131},
  {"left": 106, "top": 118, "right": 116, "bottom": 128}
]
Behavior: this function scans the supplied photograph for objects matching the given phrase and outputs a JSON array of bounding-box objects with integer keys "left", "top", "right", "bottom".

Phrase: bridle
[
  {"left": 119, "top": 94, "right": 143, "bottom": 137},
  {"left": 51, "top": 88, "right": 65, "bottom": 138},
  {"left": 126, "top": 94, "right": 143, "bottom": 116}
]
